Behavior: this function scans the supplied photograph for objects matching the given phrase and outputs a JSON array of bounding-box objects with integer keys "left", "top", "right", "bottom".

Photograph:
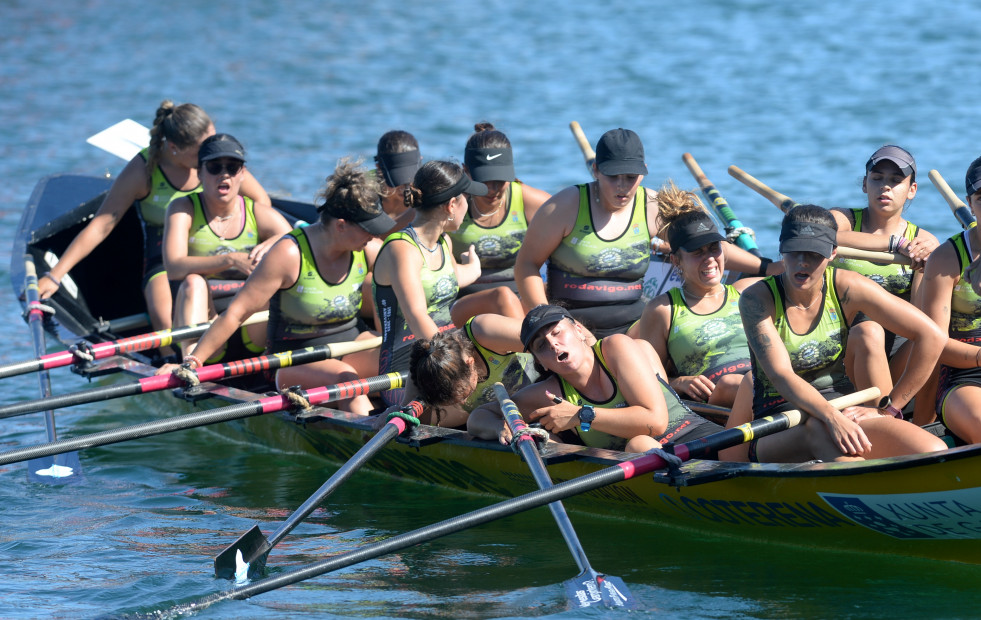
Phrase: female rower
[
  {"left": 374, "top": 129, "right": 422, "bottom": 233},
  {"left": 514, "top": 128, "right": 777, "bottom": 338},
  {"left": 467, "top": 305, "right": 721, "bottom": 451},
  {"left": 38, "top": 100, "right": 269, "bottom": 335},
  {"left": 163, "top": 134, "right": 291, "bottom": 360},
  {"left": 632, "top": 185, "right": 760, "bottom": 407},
  {"left": 829, "top": 145, "right": 939, "bottom": 403},
  {"left": 916, "top": 155, "right": 981, "bottom": 443},
  {"left": 372, "top": 160, "right": 486, "bottom": 406},
  {"left": 721, "top": 205, "right": 947, "bottom": 463},
  {"left": 397, "top": 313, "right": 538, "bottom": 428},
  {"left": 164, "top": 158, "right": 393, "bottom": 415},
  {"left": 447, "top": 122, "right": 550, "bottom": 324}
]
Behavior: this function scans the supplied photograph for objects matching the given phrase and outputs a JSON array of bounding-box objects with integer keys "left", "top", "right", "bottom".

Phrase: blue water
[{"left": 3, "top": 0, "right": 981, "bottom": 617}]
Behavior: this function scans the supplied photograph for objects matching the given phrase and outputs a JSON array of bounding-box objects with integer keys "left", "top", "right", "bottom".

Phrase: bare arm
[
  {"left": 39, "top": 156, "right": 149, "bottom": 297},
  {"left": 187, "top": 237, "right": 299, "bottom": 362},
  {"left": 514, "top": 185, "right": 579, "bottom": 311},
  {"left": 469, "top": 313, "right": 523, "bottom": 353},
  {"left": 519, "top": 183, "right": 551, "bottom": 223},
  {"left": 920, "top": 243, "right": 975, "bottom": 368},
  {"left": 380, "top": 240, "right": 440, "bottom": 340},
  {"left": 836, "top": 268, "right": 945, "bottom": 408},
  {"left": 239, "top": 168, "right": 270, "bottom": 206},
  {"left": 248, "top": 200, "right": 293, "bottom": 264},
  {"left": 739, "top": 282, "right": 871, "bottom": 456}
]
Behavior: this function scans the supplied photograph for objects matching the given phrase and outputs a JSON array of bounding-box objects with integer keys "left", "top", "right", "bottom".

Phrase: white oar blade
[{"left": 86, "top": 119, "right": 150, "bottom": 160}]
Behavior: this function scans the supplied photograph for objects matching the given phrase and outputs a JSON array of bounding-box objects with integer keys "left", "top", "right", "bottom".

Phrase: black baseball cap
[
  {"left": 320, "top": 198, "right": 396, "bottom": 236},
  {"left": 779, "top": 219, "right": 837, "bottom": 259},
  {"left": 595, "top": 128, "right": 648, "bottom": 176},
  {"left": 966, "top": 156, "right": 981, "bottom": 197},
  {"left": 520, "top": 304, "right": 575, "bottom": 351},
  {"left": 866, "top": 145, "right": 916, "bottom": 179},
  {"left": 198, "top": 133, "right": 246, "bottom": 163},
  {"left": 465, "top": 146, "right": 516, "bottom": 183},
  {"left": 668, "top": 211, "right": 725, "bottom": 252},
  {"left": 375, "top": 149, "right": 422, "bottom": 187}
]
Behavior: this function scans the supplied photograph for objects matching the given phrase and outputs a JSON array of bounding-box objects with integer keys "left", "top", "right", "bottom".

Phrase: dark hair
[
  {"left": 377, "top": 130, "right": 419, "bottom": 155},
  {"left": 315, "top": 158, "right": 384, "bottom": 225},
  {"left": 146, "top": 100, "right": 212, "bottom": 180},
  {"left": 409, "top": 330, "right": 484, "bottom": 422},
  {"left": 466, "top": 122, "right": 511, "bottom": 150},
  {"left": 405, "top": 160, "right": 466, "bottom": 212},
  {"left": 784, "top": 203, "right": 838, "bottom": 231}
]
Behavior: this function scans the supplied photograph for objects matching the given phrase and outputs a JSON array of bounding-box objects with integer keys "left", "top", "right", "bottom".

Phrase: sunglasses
[{"left": 204, "top": 160, "right": 243, "bottom": 176}]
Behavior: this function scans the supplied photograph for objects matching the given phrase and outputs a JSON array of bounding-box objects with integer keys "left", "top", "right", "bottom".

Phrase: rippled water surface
[{"left": 3, "top": 1, "right": 981, "bottom": 617}]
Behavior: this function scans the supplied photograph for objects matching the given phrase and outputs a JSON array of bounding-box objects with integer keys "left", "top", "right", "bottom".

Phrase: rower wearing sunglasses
[{"left": 163, "top": 133, "right": 292, "bottom": 362}]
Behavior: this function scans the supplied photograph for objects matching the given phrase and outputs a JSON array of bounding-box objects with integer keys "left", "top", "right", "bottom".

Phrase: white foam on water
[{"left": 34, "top": 464, "right": 74, "bottom": 478}]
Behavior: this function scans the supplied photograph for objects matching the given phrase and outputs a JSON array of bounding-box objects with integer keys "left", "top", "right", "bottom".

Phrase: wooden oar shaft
[
  {"left": 0, "top": 337, "right": 382, "bottom": 420},
  {"left": 728, "top": 165, "right": 800, "bottom": 213},
  {"left": 0, "top": 371, "right": 408, "bottom": 467},
  {"left": 835, "top": 247, "right": 911, "bottom": 265},
  {"left": 569, "top": 121, "right": 596, "bottom": 178},
  {"left": 683, "top": 153, "right": 761, "bottom": 255},
  {"left": 182, "top": 387, "right": 878, "bottom": 610},
  {"left": 928, "top": 169, "right": 976, "bottom": 230}
]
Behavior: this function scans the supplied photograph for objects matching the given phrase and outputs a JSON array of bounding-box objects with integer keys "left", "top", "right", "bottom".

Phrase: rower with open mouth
[
  {"left": 162, "top": 133, "right": 292, "bottom": 365},
  {"left": 721, "top": 204, "right": 948, "bottom": 463}
]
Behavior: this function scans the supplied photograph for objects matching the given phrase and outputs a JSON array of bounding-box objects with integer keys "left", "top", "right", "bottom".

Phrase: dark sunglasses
[{"left": 204, "top": 160, "right": 243, "bottom": 176}]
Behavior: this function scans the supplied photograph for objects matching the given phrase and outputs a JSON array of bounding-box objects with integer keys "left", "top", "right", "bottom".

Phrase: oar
[
  {"left": 0, "top": 337, "right": 381, "bottom": 420},
  {"left": 928, "top": 169, "right": 976, "bottom": 230},
  {"left": 86, "top": 118, "right": 150, "bottom": 160},
  {"left": 683, "top": 153, "right": 761, "bottom": 256},
  {"left": 569, "top": 121, "right": 596, "bottom": 178},
  {"left": 0, "top": 311, "right": 269, "bottom": 380},
  {"left": 682, "top": 399, "right": 731, "bottom": 425},
  {"left": 214, "top": 401, "right": 424, "bottom": 580},
  {"left": 494, "top": 383, "right": 635, "bottom": 609},
  {"left": 22, "top": 256, "right": 82, "bottom": 483},
  {"left": 0, "top": 371, "right": 408, "bottom": 468},
  {"left": 727, "top": 165, "right": 801, "bottom": 213},
  {"left": 166, "top": 388, "right": 877, "bottom": 614},
  {"left": 835, "top": 247, "right": 911, "bottom": 265}
]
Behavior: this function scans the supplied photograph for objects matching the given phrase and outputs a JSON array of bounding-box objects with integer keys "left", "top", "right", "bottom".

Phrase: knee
[
  {"left": 178, "top": 274, "right": 209, "bottom": 298},
  {"left": 848, "top": 321, "right": 885, "bottom": 355}
]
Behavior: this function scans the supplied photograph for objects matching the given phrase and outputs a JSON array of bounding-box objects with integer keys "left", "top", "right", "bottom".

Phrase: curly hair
[{"left": 315, "top": 157, "right": 385, "bottom": 225}]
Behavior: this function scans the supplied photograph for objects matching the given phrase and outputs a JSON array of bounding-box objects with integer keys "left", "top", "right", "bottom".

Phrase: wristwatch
[
  {"left": 577, "top": 405, "right": 596, "bottom": 432},
  {"left": 878, "top": 396, "right": 903, "bottom": 419}
]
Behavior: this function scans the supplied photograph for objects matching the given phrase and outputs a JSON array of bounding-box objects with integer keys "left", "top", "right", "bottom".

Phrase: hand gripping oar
[
  {"left": 0, "top": 311, "right": 269, "bottom": 380},
  {"left": 569, "top": 121, "right": 596, "bottom": 178},
  {"left": 0, "top": 337, "right": 381, "bottom": 420},
  {"left": 214, "top": 401, "right": 424, "bottom": 580},
  {"left": 727, "top": 165, "right": 802, "bottom": 213},
  {"left": 683, "top": 153, "right": 761, "bottom": 256},
  {"left": 493, "top": 383, "right": 635, "bottom": 609},
  {"left": 0, "top": 371, "right": 408, "bottom": 468},
  {"left": 928, "top": 169, "right": 976, "bottom": 230},
  {"left": 163, "top": 387, "right": 878, "bottom": 615},
  {"left": 22, "top": 255, "right": 82, "bottom": 483}
]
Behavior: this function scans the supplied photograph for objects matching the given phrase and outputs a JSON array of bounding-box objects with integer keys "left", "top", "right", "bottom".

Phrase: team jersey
[
  {"left": 186, "top": 194, "right": 258, "bottom": 280},
  {"left": 666, "top": 285, "right": 751, "bottom": 384},
  {"left": 546, "top": 184, "right": 651, "bottom": 305},
  {"left": 752, "top": 268, "right": 850, "bottom": 415},
  {"left": 267, "top": 227, "right": 367, "bottom": 343},
  {"left": 461, "top": 317, "right": 538, "bottom": 412},
  {"left": 830, "top": 208, "right": 919, "bottom": 299},
  {"left": 448, "top": 181, "right": 528, "bottom": 284}
]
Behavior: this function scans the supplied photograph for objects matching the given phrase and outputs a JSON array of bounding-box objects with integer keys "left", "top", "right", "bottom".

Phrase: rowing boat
[{"left": 12, "top": 172, "right": 981, "bottom": 566}]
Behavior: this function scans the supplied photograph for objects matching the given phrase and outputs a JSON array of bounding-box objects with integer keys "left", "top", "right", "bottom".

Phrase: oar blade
[
  {"left": 26, "top": 451, "right": 83, "bottom": 485},
  {"left": 214, "top": 525, "right": 269, "bottom": 580},
  {"left": 564, "top": 570, "right": 636, "bottom": 609}
]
